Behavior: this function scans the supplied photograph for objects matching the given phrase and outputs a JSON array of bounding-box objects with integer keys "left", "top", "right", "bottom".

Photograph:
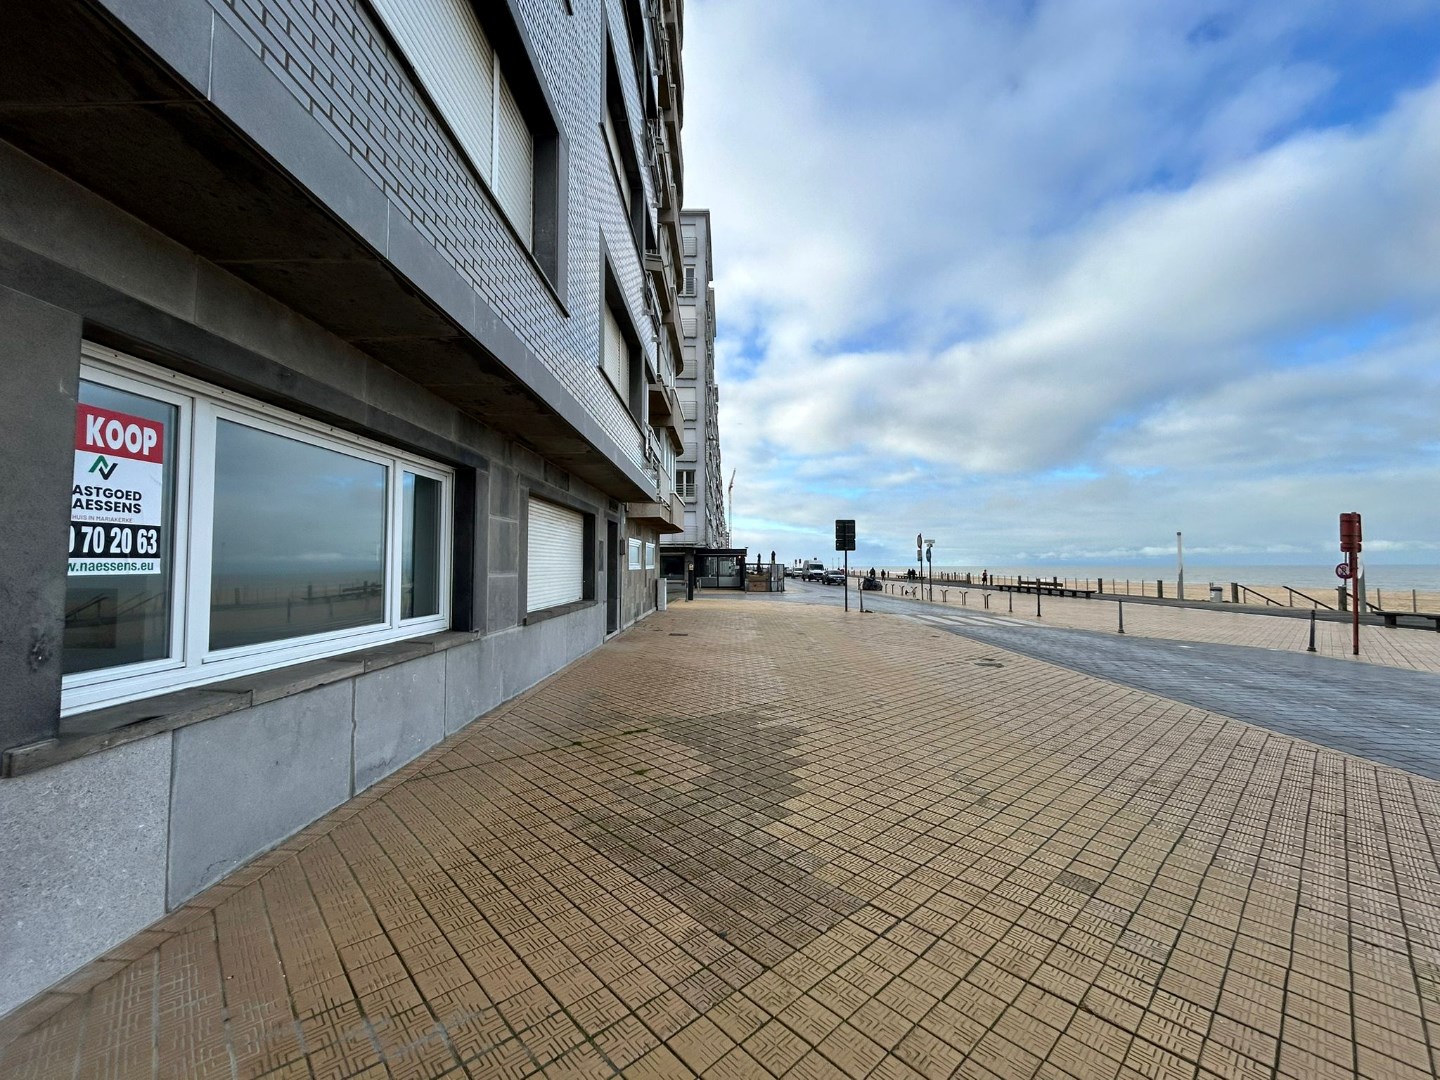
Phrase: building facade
[
  {"left": 0, "top": 0, "right": 690, "bottom": 1015},
  {"left": 661, "top": 208, "right": 727, "bottom": 578}
]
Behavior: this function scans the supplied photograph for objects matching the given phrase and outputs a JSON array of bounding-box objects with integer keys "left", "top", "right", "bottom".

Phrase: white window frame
[
  {"left": 682, "top": 265, "right": 696, "bottom": 296},
  {"left": 64, "top": 345, "right": 453, "bottom": 716},
  {"left": 627, "top": 537, "right": 643, "bottom": 570},
  {"left": 676, "top": 469, "right": 696, "bottom": 501},
  {"left": 644, "top": 542, "right": 655, "bottom": 570}
]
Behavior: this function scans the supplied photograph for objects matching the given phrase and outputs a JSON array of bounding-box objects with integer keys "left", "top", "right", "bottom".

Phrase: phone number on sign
[{"left": 68, "top": 523, "right": 161, "bottom": 558}]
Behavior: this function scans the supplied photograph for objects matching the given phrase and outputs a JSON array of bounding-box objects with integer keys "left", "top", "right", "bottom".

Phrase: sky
[{"left": 681, "top": 0, "right": 1440, "bottom": 570}]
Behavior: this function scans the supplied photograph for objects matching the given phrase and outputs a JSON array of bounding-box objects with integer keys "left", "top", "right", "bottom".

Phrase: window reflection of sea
[{"left": 209, "top": 569, "right": 390, "bottom": 651}]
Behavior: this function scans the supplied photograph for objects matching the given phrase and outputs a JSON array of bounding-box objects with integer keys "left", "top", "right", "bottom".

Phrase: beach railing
[
  {"left": 1234, "top": 584, "right": 1281, "bottom": 607},
  {"left": 1283, "top": 586, "right": 1333, "bottom": 611}
]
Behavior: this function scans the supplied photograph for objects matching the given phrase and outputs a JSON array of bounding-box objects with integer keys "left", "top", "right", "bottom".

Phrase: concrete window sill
[{"left": 522, "top": 599, "right": 596, "bottom": 626}]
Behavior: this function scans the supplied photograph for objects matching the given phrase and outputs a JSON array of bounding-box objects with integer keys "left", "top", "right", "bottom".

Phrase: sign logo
[{"left": 88, "top": 455, "right": 120, "bottom": 480}]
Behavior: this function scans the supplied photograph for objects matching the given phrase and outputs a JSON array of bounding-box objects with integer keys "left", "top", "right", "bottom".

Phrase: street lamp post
[{"left": 1177, "top": 531, "right": 1184, "bottom": 602}]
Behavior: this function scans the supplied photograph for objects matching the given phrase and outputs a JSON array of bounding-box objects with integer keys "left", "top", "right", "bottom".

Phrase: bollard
[
  {"left": 961, "top": 591, "right": 967, "bottom": 606},
  {"left": 1008, "top": 592, "right": 1013, "bottom": 613},
  {"left": 941, "top": 588, "right": 948, "bottom": 602},
  {"left": 1307, "top": 610, "right": 1316, "bottom": 653},
  {"left": 1036, "top": 588, "right": 1042, "bottom": 618},
  {"left": 1118, "top": 601, "right": 1125, "bottom": 634},
  {"left": 984, "top": 593, "right": 990, "bottom": 609}
]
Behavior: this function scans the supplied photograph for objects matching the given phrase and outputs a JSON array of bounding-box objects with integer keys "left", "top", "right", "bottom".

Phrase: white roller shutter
[
  {"left": 369, "top": 0, "right": 495, "bottom": 184},
  {"left": 602, "top": 303, "right": 630, "bottom": 401},
  {"left": 495, "top": 70, "right": 534, "bottom": 244},
  {"left": 527, "top": 498, "right": 584, "bottom": 612}
]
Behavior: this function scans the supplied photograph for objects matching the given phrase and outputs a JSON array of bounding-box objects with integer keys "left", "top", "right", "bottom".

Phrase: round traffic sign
[{"left": 1335, "top": 562, "right": 1352, "bottom": 579}]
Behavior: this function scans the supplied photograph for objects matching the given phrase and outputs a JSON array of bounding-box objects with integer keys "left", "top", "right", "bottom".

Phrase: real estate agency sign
[{"left": 69, "top": 404, "right": 164, "bottom": 575}]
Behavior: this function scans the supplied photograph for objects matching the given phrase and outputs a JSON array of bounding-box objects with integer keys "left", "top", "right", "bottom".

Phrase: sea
[{"left": 882, "top": 563, "right": 1440, "bottom": 592}]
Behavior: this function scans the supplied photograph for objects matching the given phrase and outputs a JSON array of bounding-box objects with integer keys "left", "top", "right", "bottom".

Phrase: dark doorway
[{"left": 606, "top": 520, "right": 619, "bottom": 634}]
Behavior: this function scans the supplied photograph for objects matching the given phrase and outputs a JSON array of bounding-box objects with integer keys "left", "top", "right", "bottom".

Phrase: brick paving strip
[{"left": 3, "top": 599, "right": 1440, "bottom": 1079}]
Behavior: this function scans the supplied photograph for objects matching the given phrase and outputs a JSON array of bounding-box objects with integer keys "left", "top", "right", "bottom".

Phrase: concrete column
[{"left": 0, "top": 286, "right": 81, "bottom": 753}]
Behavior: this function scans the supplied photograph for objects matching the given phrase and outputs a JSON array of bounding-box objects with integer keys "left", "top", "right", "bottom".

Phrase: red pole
[{"left": 1350, "top": 550, "right": 1359, "bottom": 656}]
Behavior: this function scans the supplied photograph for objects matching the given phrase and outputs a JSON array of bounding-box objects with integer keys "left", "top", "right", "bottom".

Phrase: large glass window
[
  {"left": 402, "top": 473, "right": 442, "bottom": 619},
  {"left": 62, "top": 346, "right": 453, "bottom": 716},
  {"left": 210, "top": 421, "right": 388, "bottom": 651}
]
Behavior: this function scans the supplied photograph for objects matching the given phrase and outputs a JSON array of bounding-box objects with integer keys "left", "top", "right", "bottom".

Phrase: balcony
[
  {"left": 626, "top": 492, "right": 685, "bottom": 533},
  {"left": 643, "top": 219, "right": 677, "bottom": 314},
  {"left": 648, "top": 382, "right": 684, "bottom": 450}
]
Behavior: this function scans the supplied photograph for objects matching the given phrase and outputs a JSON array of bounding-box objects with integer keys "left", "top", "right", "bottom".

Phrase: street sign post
[{"left": 836, "top": 519, "right": 856, "bottom": 612}]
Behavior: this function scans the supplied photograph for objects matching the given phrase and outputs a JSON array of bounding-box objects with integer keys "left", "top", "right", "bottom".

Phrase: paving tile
[{"left": 8, "top": 597, "right": 1440, "bottom": 1079}]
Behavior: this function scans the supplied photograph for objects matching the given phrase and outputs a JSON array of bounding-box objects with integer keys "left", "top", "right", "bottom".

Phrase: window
[
  {"left": 604, "top": 37, "right": 644, "bottom": 249},
  {"left": 644, "top": 542, "right": 655, "bottom": 570},
  {"left": 370, "top": 0, "right": 535, "bottom": 243},
  {"left": 681, "top": 265, "right": 696, "bottom": 297},
  {"left": 627, "top": 537, "right": 642, "bottom": 570},
  {"left": 681, "top": 313, "right": 698, "bottom": 338},
  {"left": 64, "top": 346, "right": 452, "bottom": 715},
  {"left": 602, "top": 301, "right": 633, "bottom": 405},
  {"left": 527, "top": 497, "right": 584, "bottom": 612},
  {"left": 604, "top": 103, "right": 633, "bottom": 214},
  {"left": 681, "top": 224, "right": 698, "bottom": 258},
  {"left": 676, "top": 469, "right": 696, "bottom": 500}
]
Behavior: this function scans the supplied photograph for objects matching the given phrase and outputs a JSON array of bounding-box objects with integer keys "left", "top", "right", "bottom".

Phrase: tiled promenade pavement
[
  {"left": 874, "top": 586, "right": 1440, "bottom": 675},
  {"left": 5, "top": 598, "right": 1440, "bottom": 1079}
]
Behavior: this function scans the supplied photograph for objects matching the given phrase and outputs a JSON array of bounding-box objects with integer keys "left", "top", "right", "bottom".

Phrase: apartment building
[
  {"left": 0, "top": 0, "right": 690, "bottom": 1014},
  {"left": 661, "top": 208, "right": 729, "bottom": 580}
]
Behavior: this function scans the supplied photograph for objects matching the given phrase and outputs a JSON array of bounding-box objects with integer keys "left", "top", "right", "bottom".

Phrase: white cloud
[{"left": 684, "top": 0, "right": 1440, "bottom": 565}]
